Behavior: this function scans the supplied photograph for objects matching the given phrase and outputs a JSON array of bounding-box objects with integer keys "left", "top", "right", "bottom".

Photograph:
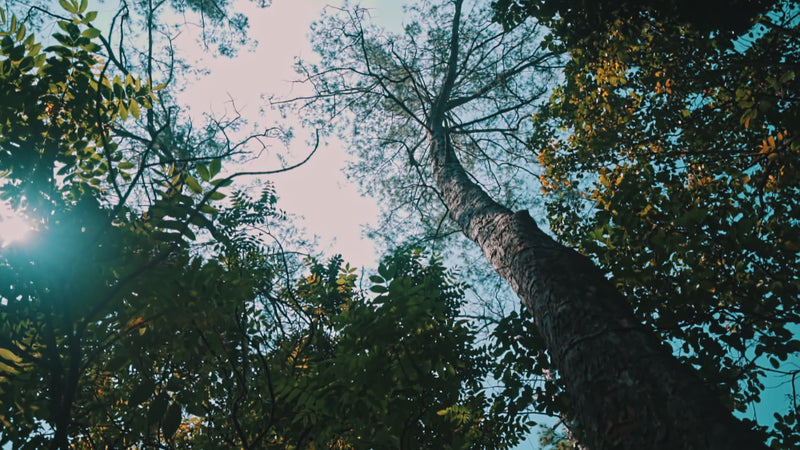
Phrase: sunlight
[{"left": 0, "top": 202, "right": 32, "bottom": 247}]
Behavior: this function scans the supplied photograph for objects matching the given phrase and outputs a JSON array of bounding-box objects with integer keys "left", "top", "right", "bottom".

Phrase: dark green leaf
[
  {"left": 148, "top": 393, "right": 169, "bottom": 423},
  {"left": 162, "top": 403, "right": 182, "bottom": 437},
  {"left": 209, "top": 158, "right": 221, "bottom": 178},
  {"left": 130, "top": 381, "right": 155, "bottom": 406}
]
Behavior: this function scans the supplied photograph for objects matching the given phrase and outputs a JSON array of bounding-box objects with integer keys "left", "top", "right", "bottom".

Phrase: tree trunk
[{"left": 426, "top": 123, "right": 766, "bottom": 449}]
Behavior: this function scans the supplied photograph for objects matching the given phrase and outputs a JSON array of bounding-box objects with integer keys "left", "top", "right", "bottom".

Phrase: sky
[{"left": 175, "top": 0, "right": 407, "bottom": 271}]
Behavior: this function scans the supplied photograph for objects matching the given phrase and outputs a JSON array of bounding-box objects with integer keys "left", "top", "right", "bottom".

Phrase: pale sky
[{"left": 176, "top": 0, "right": 408, "bottom": 270}]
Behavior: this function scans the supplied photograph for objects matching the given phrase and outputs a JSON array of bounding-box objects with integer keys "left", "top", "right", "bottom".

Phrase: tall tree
[
  {"left": 495, "top": 0, "right": 800, "bottom": 445},
  {"left": 287, "top": 1, "right": 769, "bottom": 448}
]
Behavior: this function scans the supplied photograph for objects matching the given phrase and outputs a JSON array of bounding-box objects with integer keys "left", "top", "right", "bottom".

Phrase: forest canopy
[{"left": 0, "top": 0, "right": 798, "bottom": 449}]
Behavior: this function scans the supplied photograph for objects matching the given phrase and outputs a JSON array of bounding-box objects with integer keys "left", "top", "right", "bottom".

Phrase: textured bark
[{"left": 423, "top": 2, "right": 768, "bottom": 448}]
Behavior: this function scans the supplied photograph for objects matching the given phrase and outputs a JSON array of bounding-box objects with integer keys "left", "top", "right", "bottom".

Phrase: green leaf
[
  {"left": 199, "top": 204, "right": 218, "bottom": 215},
  {"left": 113, "top": 75, "right": 124, "bottom": 98},
  {"left": 196, "top": 164, "right": 210, "bottom": 182},
  {"left": 8, "top": 45, "right": 24, "bottom": 62},
  {"left": 81, "top": 27, "right": 101, "bottom": 39},
  {"left": 0, "top": 348, "right": 22, "bottom": 364},
  {"left": 208, "top": 191, "right": 226, "bottom": 201},
  {"left": 209, "top": 158, "right": 222, "bottom": 178},
  {"left": 162, "top": 403, "right": 182, "bottom": 437},
  {"left": 15, "top": 23, "right": 25, "bottom": 42},
  {"left": 0, "top": 361, "right": 19, "bottom": 374},
  {"left": 83, "top": 11, "right": 98, "bottom": 22},
  {"left": 128, "top": 99, "right": 140, "bottom": 119},
  {"left": 377, "top": 262, "right": 396, "bottom": 280},
  {"left": 18, "top": 56, "right": 34, "bottom": 72},
  {"left": 185, "top": 175, "right": 202, "bottom": 194},
  {"left": 78, "top": 0, "right": 87, "bottom": 14},
  {"left": 211, "top": 178, "right": 232, "bottom": 187},
  {"left": 59, "top": 0, "right": 77, "bottom": 14},
  {"left": 148, "top": 393, "right": 169, "bottom": 423},
  {"left": 152, "top": 231, "right": 181, "bottom": 242},
  {"left": 369, "top": 275, "right": 384, "bottom": 284},
  {"left": 118, "top": 161, "right": 135, "bottom": 170}
]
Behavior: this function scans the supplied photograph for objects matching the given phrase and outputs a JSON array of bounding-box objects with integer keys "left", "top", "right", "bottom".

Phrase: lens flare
[{"left": 0, "top": 203, "right": 32, "bottom": 247}]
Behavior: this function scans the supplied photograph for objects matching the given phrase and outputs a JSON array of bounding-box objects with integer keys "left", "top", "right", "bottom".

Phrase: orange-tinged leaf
[{"left": 126, "top": 316, "right": 145, "bottom": 330}]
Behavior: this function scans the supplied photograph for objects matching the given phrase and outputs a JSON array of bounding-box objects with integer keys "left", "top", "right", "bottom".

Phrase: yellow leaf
[
  {"left": 0, "top": 362, "right": 19, "bottom": 375},
  {"left": 129, "top": 99, "right": 140, "bottom": 120},
  {"left": 0, "top": 348, "right": 21, "bottom": 364}
]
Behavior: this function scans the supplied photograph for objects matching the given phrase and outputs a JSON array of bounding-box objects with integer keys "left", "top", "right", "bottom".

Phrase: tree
[
  {"left": 494, "top": 0, "right": 800, "bottom": 446},
  {"left": 287, "top": 1, "right": 770, "bottom": 448}
]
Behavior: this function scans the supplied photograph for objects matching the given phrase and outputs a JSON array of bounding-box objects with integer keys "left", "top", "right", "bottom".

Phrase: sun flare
[{"left": 0, "top": 203, "right": 32, "bottom": 247}]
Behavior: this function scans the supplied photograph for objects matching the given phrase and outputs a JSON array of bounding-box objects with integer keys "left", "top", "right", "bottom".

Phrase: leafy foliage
[
  {"left": 222, "top": 249, "right": 522, "bottom": 449},
  {"left": 496, "top": 0, "right": 800, "bottom": 445},
  {"left": 0, "top": 5, "right": 272, "bottom": 447},
  {"left": 0, "top": 4, "right": 535, "bottom": 448},
  {"left": 492, "top": 0, "right": 778, "bottom": 41}
]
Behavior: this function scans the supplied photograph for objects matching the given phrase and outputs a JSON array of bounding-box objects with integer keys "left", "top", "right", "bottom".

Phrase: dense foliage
[
  {"left": 5, "top": 0, "right": 795, "bottom": 447},
  {"left": 492, "top": 0, "right": 800, "bottom": 445},
  {"left": 0, "top": 2, "right": 535, "bottom": 448}
]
